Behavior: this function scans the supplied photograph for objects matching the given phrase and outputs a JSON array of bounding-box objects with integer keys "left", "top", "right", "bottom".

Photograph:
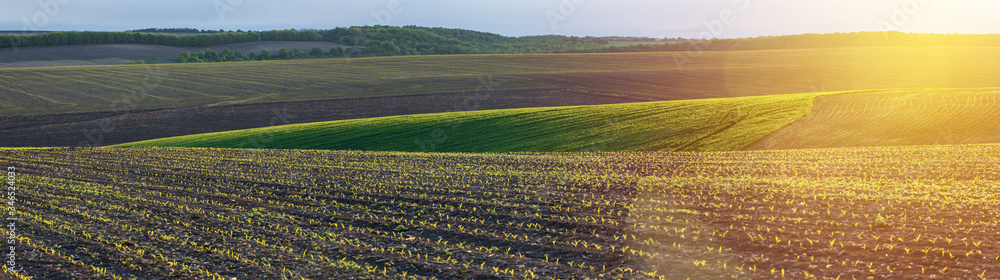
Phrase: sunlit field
[
  {"left": 117, "top": 87, "right": 1000, "bottom": 153},
  {"left": 2, "top": 145, "right": 998, "bottom": 279},
  {"left": 750, "top": 88, "right": 1000, "bottom": 149},
  {"left": 116, "top": 91, "right": 827, "bottom": 152},
  {"left": 4, "top": 42, "right": 1000, "bottom": 280},
  {"left": 4, "top": 0, "right": 1000, "bottom": 278}
]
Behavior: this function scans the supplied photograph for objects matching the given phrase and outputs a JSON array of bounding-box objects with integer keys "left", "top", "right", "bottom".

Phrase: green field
[
  {"left": 116, "top": 91, "right": 844, "bottom": 152},
  {"left": 5, "top": 47, "right": 1000, "bottom": 117},
  {"left": 119, "top": 87, "right": 1000, "bottom": 152},
  {"left": 750, "top": 88, "right": 1000, "bottom": 149}
]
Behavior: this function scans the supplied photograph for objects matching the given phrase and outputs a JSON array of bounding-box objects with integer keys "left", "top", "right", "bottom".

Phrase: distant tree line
[
  {"left": 127, "top": 28, "right": 210, "bottom": 34},
  {"left": 260, "top": 30, "right": 322, "bottom": 41},
  {"left": 177, "top": 46, "right": 357, "bottom": 63},
  {"left": 602, "top": 32, "right": 1000, "bottom": 53},
  {"left": 599, "top": 36, "right": 667, "bottom": 42},
  {"left": 318, "top": 25, "right": 607, "bottom": 57},
  {"left": 127, "top": 28, "right": 258, "bottom": 34},
  {"left": 0, "top": 29, "right": 320, "bottom": 49}
]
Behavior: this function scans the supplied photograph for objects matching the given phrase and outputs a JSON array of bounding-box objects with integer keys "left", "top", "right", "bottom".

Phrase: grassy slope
[
  {"left": 121, "top": 88, "right": 1000, "bottom": 152},
  {"left": 116, "top": 91, "right": 839, "bottom": 152},
  {"left": 5, "top": 47, "right": 1000, "bottom": 116},
  {"left": 748, "top": 87, "right": 1000, "bottom": 150}
]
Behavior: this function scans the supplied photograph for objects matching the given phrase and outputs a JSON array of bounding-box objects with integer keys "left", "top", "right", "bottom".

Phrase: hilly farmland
[
  {"left": 3, "top": 144, "right": 999, "bottom": 279},
  {"left": 6, "top": 46, "right": 1000, "bottom": 147},
  {"left": 4, "top": 47, "right": 1000, "bottom": 117},
  {"left": 118, "top": 88, "right": 1000, "bottom": 153},
  {"left": 0, "top": 89, "right": 645, "bottom": 147},
  {"left": 116, "top": 91, "right": 826, "bottom": 152},
  {"left": 749, "top": 88, "right": 1000, "bottom": 150},
  {"left": 4, "top": 27, "right": 1000, "bottom": 280}
]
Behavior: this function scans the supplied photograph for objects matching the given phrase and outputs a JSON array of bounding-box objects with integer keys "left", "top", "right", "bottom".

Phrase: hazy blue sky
[{"left": 1, "top": 0, "right": 997, "bottom": 38}]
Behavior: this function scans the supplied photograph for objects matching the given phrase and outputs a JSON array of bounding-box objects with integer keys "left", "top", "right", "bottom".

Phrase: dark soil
[
  {"left": 0, "top": 89, "right": 651, "bottom": 147},
  {"left": 3, "top": 142, "right": 998, "bottom": 279}
]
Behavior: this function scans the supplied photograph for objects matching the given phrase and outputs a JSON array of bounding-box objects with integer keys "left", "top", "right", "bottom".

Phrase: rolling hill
[
  {"left": 748, "top": 87, "right": 1000, "bottom": 149},
  {"left": 118, "top": 88, "right": 1000, "bottom": 152},
  {"left": 115, "top": 91, "right": 828, "bottom": 152},
  {"left": 0, "top": 89, "right": 646, "bottom": 147},
  {"left": 7, "top": 46, "right": 1000, "bottom": 147},
  {"left": 8, "top": 29, "right": 1000, "bottom": 280},
  {"left": 5, "top": 47, "right": 1000, "bottom": 117}
]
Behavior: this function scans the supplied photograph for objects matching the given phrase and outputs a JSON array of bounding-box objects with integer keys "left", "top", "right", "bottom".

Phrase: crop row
[{"left": 0, "top": 144, "right": 998, "bottom": 279}]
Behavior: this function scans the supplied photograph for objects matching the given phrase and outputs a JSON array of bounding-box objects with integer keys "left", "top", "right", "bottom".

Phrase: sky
[{"left": 1, "top": 0, "right": 998, "bottom": 38}]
